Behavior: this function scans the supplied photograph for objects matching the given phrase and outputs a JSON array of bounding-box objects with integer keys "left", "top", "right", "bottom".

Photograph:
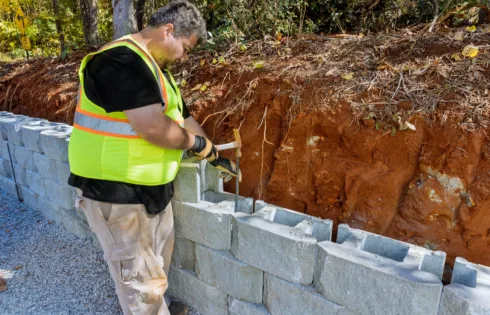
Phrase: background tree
[
  {"left": 79, "top": 0, "right": 99, "bottom": 49},
  {"left": 51, "top": 0, "right": 65, "bottom": 53},
  {"left": 135, "top": 0, "right": 147, "bottom": 31},
  {"left": 112, "top": 0, "right": 137, "bottom": 39}
]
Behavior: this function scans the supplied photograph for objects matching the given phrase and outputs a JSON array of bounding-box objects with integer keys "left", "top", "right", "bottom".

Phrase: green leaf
[
  {"left": 391, "top": 126, "right": 396, "bottom": 136},
  {"left": 61, "top": 48, "right": 68, "bottom": 60}
]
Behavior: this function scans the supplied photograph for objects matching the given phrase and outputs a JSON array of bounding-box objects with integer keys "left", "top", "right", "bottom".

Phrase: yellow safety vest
[{"left": 68, "top": 35, "right": 184, "bottom": 185}]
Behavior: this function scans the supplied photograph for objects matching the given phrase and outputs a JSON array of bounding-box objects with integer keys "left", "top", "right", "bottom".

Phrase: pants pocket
[{"left": 107, "top": 241, "right": 168, "bottom": 311}]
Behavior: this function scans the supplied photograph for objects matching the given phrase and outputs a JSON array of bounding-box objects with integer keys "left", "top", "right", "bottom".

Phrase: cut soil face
[{"left": 1, "top": 26, "right": 489, "bottom": 268}]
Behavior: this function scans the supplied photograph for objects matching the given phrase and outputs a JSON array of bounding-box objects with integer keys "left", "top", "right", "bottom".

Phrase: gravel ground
[{"left": 0, "top": 190, "right": 198, "bottom": 315}]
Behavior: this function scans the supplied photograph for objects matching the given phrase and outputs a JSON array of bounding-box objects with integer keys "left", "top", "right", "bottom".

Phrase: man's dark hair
[{"left": 148, "top": 1, "right": 207, "bottom": 43}]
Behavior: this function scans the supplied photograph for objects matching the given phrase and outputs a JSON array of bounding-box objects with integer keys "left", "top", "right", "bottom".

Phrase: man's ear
[{"left": 162, "top": 23, "right": 175, "bottom": 38}]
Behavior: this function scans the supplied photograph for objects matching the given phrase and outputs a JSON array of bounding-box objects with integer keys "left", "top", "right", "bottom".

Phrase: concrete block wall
[
  {"left": 0, "top": 112, "right": 92, "bottom": 242},
  {"left": 1, "top": 112, "right": 490, "bottom": 315}
]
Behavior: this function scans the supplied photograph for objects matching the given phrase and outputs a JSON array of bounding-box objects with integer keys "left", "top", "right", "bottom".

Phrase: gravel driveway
[
  {"left": 0, "top": 190, "right": 121, "bottom": 315},
  {"left": 0, "top": 190, "right": 199, "bottom": 315}
]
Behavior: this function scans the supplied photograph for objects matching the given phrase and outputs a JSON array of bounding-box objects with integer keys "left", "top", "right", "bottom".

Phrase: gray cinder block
[
  {"left": 0, "top": 157, "right": 13, "bottom": 179},
  {"left": 314, "top": 224, "right": 445, "bottom": 315},
  {"left": 229, "top": 299, "right": 270, "bottom": 315},
  {"left": 26, "top": 170, "right": 45, "bottom": 197},
  {"left": 203, "top": 191, "right": 254, "bottom": 214},
  {"left": 195, "top": 244, "right": 263, "bottom": 303},
  {"left": 38, "top": 198, "right": 63, "bottom": 221},
  {"left": 12, "top": 145, "right": 37, "bottom": 171},
  {"left": 0, "top": 176, "right": 17, "bottom": 196},
  {"left": 12, "top": 164, "right": 27, "bottom": 187},
  {"left": 174, "top": 161, "right": 202, "bottom": 203},
  {"left": 204, "top": 162, "right": 223, "bottom": 193},
  {"left": 231, "top": 202, "right": 333, "bottom": 285},
  {"left": 44, "top": 179, "right": 76, "bottom": 210},
  {"left": 168, "top": 266, "right": 228, "bottom": 315},
  {"left": 40, "top": 125, "right": 72, "bottom": 162},
  {"left": 56, "top": 161, "right": 70, "bottom": 185},
  {"left": 171, "top": 236, "right": 196, "bottom": 271},
  {"left": 21, "top": 121, "right": 63, "bottom": 153},
  {"left": 172, "top": 199, "right": 235, "bottom": 250},
  {"left": 264, "top": 273, "right": 353, "bottom": 315},
  {"left": 61, "top": 209, "right": 92, "bottom": 239},
  {"left": 33, "top": 153, "right": 58, "bottom": 181},
  {"left": 0, "top": 115, "right": 41, "bottom": 144},
  {"left": 0, "top": 140, "right": 10, "bottom": 160},
  {"left": 76, "top": 207, "right": 88, "bottom": 223},
  {"left": 438, "top": 257, "right": 490, "bottom": 315},
  {"left": 19, "top": 187, "right": 40, "bottom": 211},
  {"left": 0, "top": 114, "right": 17, "bottom": 140}
]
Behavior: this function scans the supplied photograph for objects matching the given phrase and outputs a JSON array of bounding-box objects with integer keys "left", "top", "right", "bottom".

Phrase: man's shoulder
[{"left": 92, "top": 45, "right": 142, "bottom": 65}]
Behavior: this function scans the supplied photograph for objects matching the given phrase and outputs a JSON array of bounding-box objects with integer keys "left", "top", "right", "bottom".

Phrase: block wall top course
[
  {"left": 203, "top": 191, "right": 253, "bottom": 214},
  {"left": 451, "top": 257, "right": 490, "bottom": 288},
  {"left": 438, "top": 258, "right": 490, "bottom": 315},
  {"left": 253, "top": 200, "right": 333, "bottom": 242},
  {"left": 336, "top": 224, "right": 446, "bottom": 280}
]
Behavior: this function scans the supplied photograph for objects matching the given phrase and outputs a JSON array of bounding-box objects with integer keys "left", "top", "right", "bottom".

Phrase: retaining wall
[{"left": 1, "top": 111, "right": 489, "bottom": 315}]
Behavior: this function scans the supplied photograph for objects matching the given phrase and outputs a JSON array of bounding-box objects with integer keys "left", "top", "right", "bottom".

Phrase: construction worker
[{"left": 67, "top": 1, "right": 238, "bottom": 314}]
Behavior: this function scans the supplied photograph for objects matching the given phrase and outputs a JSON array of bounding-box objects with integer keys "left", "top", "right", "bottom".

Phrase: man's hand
[
  {"left": 187, "top": 136, "right": 218, "bottom": 161},
  {"left": 210, "top": 156, "right": 241, "bottom": 182},
  {"left": 187, "top": 136, "right": 240, "bottom": 181}
]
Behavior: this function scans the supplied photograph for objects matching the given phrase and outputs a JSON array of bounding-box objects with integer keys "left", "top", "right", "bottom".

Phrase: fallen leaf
[
  {"left": 454, "top": 31, "right": 464, "bottom": 41},
  {"left": 391, "top": 126, "right": 397, "bottom": 136},
  {"left": 180, "top": 79, "right": 187, "bottom": 87},
  {"left": 451, "top": 53, "right": 462, "bottom": 61},
  {"left": 199, "top": 85, "right": 207, "bottom": 92},
  {"left": 462, "top": 45, "right": 479, "bottom": 58},
  {"left": 465, "top": 25, "right": 477, "bottom": 32},
  {"left": 253, "top": 61, "right": 264, "bottom": 69},
  {"left": 212, "top": 58, "right": 218, "bottom": 65},
  {"left": 191, "top": 84, "right": 203, "bottom": 91},
  {"left": 400, "top": 121, "right": 417, "bottom": 131},
  {"left": 240, "top": 44, "right": 247, "bottom": 51},
  {"left": 341, "top": 72, "right": 354, "bottom": 80},
  {"left": 199, "top": 59, "right": 206, "bottom": 66},
  {"left": 0, "top": 278, "right": 6, "bottom": 292},
  {"left": 14, "top": 265, "right": 23, "bottom": 270}
]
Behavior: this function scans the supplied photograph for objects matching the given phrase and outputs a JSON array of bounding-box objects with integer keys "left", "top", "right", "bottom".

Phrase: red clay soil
[{"left": 1, "top": 26, "right": 490, "bottom": 268}]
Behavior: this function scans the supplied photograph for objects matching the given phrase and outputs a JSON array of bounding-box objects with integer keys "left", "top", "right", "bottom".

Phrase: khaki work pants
[{"left": 76, "top": 190, "right": 174, "bottom": 315}]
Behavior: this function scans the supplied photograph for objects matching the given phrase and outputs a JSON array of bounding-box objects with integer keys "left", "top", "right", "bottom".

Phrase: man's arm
[
  {"left": 124, "top": 104, "right": 195, "bottom": 150},
  {"left": 184, "top": 116, "right": 207, "bottom": 138}
]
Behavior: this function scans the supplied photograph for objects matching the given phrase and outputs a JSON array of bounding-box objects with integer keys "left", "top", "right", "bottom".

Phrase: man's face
[{"left": 150, "top": 25, "right": 198, "bottom": 68}]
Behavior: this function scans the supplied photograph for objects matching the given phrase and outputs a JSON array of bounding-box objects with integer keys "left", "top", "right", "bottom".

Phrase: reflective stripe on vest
[
  {"left": 74, "top": 108, "right": 140, "bottom": 138},
  {"left": 74, "top": 106, "right": 185, "bottom": 139}
]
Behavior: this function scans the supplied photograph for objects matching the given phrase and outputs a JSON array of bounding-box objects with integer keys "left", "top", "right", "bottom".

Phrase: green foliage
[
  {"left": 0, "top": 0, "right": 489, "bottom": 59},
  {"left": 0, "top": 0, "right": 113, "bottom": 58}
]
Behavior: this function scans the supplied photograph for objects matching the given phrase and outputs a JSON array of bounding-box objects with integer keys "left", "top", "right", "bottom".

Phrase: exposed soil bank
[{"left": 1, "top": 27, "right": 489, "bottom": 267}]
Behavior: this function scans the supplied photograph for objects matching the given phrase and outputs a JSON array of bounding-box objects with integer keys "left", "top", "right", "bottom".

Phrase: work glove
[{"left": 187, "top": 136, "right": 240, "bottom": 182}]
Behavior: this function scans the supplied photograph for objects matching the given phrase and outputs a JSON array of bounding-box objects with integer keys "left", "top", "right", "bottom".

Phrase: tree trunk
[
  {"left": 79, "top": 0, "right": 99, "bottom": 49},
  {"left": 135, "top": 0, "right": 147, "bottom": 31},
  {"left": 112, "top": 0, "right": 138, "bottom": 39},
  {"left": 52, "top": 0, "right": 65, "bottom": 53}
]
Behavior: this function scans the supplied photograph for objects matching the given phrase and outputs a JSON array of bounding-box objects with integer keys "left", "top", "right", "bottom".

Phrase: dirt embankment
[{"left": 1, "top": 27, "right": 490, "bottom": 267}]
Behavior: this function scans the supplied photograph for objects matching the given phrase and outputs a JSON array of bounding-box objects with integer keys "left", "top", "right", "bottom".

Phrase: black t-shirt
[{"left": 68, "top": 46, "right": 191, "bottom": 215}]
